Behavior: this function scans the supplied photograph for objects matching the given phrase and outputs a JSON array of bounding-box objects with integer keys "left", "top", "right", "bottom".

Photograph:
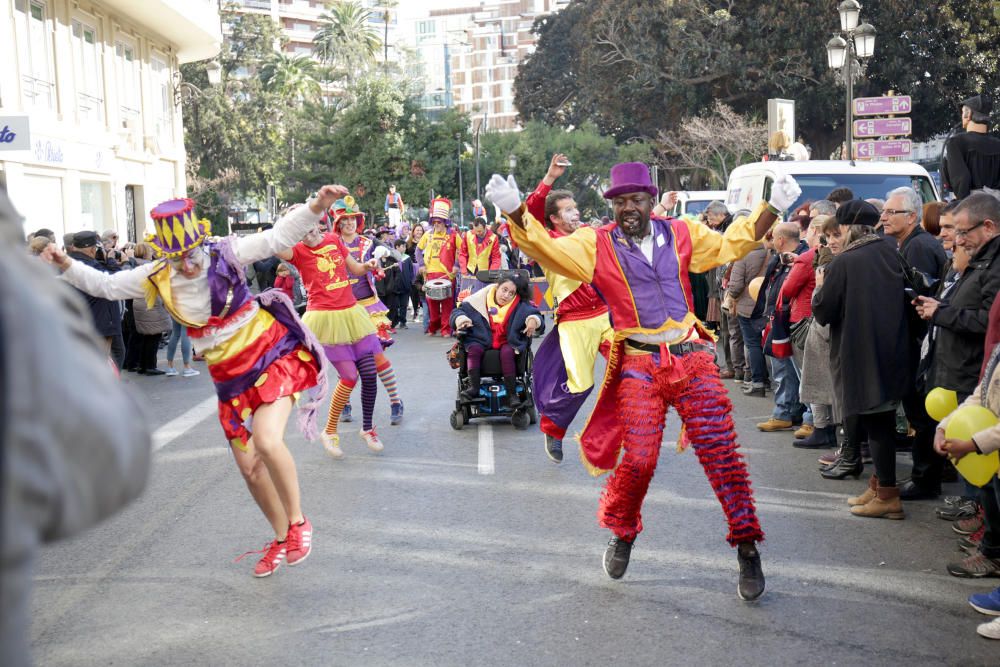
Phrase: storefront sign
[{"left": 0, "top": 116, "right": 30, "bottom": 151}]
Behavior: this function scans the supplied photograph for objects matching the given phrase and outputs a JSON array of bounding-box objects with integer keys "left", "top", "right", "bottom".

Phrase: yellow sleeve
[
  {"left": 687, "top": 201, "right": 770, "bottom": 273},
  {"left": 417, "top": 233, "right": 429, "bottom": 251},
  {"left": 507, "top": 206, "right": 597, "bottom": 283}
]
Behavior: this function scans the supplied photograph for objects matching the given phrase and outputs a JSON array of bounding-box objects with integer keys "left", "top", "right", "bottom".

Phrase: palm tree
[
  {"left": 260, "top": 53, "right": 322, "bottom": 105},
  {"left": 312, "top": 1, "right": 382, "bottom": 78}
]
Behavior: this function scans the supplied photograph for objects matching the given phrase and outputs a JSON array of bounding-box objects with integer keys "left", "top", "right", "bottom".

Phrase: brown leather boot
[
  {"left": 847, "top": 475, "right": 878, "bottom": 507},
  {"left": 851, "top": 484, "right": 904, "bottom": 520}
]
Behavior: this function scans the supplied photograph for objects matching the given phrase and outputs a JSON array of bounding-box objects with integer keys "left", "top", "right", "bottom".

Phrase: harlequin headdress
[
  {"left": 429, "top": 197, "right": 452, "bottom": 225},
  {"left": 331, "top": 196, "right": 365, "bottom": 233},
  {"left": 147, "top": 198, "right": 210, "bottom": 258}
]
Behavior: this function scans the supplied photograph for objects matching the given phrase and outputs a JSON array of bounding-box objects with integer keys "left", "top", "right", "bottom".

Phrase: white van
[
  {"left": 670, "top": 190, "right": 728, "bottom": 217},
  {"left": 726, "top": 160, "right": 939, "bottom": 214}
]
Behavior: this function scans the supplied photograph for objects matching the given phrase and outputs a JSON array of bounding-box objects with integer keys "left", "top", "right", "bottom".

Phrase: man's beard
[{"left": 619, "top": 213, "right": 649, "bottom": 240}]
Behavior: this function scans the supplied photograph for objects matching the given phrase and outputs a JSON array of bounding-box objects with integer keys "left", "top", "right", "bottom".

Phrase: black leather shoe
[
  {"left": 603, "top": 536, "right": 634, "bottom": 579},
  {"left": 820, "top": 458, "right": 863, "bottom": 480},
  {"left": 898, "top": 479, "right": 940, "bottom": 501},
  {"left": 737, "top": 542, "right": 765, "bottom": 601},
  {"left": 141, "top": 368, "right": 166, "bottom": 376}
]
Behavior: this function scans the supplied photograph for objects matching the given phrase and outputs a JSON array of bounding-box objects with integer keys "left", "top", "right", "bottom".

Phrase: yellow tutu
[{"left": 302, "top": 305, "right": 378, "bottom": 345}]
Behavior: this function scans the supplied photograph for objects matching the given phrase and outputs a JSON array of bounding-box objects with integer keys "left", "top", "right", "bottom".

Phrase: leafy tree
[
  {"left": 516, "top": 0, "right": 1000, "bottom": 160},
  {"left": 313, "top": 1, "right": 382, "bottom": 79},
  {"left": 260, "top": 53, "right": 322, "bottom": 105},
  {"left": 182, "top": 8, "right": 306, "bottom": 229}
]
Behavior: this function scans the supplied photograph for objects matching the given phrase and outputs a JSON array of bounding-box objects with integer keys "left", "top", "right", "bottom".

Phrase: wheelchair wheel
[
  {"left": 511, "top": 409, "right": 530, "bottom": 430},
  {"left": 450, "top": 410, "right": 465, "bottom": 431}
]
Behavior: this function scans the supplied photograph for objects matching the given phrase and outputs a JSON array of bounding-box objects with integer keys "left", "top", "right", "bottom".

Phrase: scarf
[{"left": 486, "top": 286, "right": 519, "bottom": 348}]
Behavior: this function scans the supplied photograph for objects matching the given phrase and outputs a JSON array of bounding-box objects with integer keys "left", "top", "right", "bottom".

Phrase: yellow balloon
[
  {"left": 925, "top": 387, "right": 959, "bottom": 422},
  {"left": 944, "top": 405, "right": 998, "bottom": 442},
  {"left": 945, "top": 405, "right": 1000, "bottom": 487},
  {"left": 955, "top": 450, "right": 1000, "bottom": 488}
]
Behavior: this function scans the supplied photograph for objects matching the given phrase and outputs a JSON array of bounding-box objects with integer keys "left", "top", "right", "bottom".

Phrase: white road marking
[
  {"left": 152, "top": 396, "right": 218, "bottom": 451},
  {"left": 477, "top": 423, "right": 495, "bottom": 475}
]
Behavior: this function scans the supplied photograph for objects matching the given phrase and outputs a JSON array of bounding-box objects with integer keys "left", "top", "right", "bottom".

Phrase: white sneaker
[
  {"left": 360, "top": 428, "right": 384, "bottom": 452},
  {"left": 164, "top": 368, "right": 179, "bottom": 377},
  {"left": 320, "top": 432, "right": 343, "bottom": 459},
  {"left": 978, "top": 617, "right": 1000, "bottom": 639},
  {"left": 182, "top": 367, "right": 200, "bottom": 377}
]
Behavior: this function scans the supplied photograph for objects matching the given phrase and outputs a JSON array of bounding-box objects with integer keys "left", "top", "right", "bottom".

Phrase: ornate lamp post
[{"left": 826, "top": 0, "right": 876, "bottom": 161}]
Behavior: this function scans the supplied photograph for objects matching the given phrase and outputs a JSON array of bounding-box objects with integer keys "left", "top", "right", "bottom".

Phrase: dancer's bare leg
[
  {"left": 250, "top": 396, "right": 304, "bottom": 525},
  {"left": 231, "top": 438, "right": 289, "bottom": 540}
]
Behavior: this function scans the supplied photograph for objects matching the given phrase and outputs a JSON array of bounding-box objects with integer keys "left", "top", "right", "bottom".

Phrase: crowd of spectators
[{"left": 709, "top": 181, "right": 1000, "bottom": 639}]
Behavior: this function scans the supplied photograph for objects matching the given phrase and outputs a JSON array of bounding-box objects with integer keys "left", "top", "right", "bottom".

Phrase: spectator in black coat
[
  {"left": 908, "top": 191, "right": 1000, "bottom": 498},
  {"left": 67, "top": 231, "right": 124, "bottom": 369},
  {"left": 881, "top": 187, "right": 950, "bottom": 499},
  {"left": 813, "top": 200, "right": 912, "bottom": 518},
  {"left": 942, "top": 94, "right": 1000, "bottom": 199}
]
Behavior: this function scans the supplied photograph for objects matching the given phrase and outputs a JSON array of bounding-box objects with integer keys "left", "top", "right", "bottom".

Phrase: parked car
[
  {"left": 726, "top": 160, "right": 939, "bottom": 213},
  {"left": 670, "top": 190, "right": 729, "bottom": 217}
]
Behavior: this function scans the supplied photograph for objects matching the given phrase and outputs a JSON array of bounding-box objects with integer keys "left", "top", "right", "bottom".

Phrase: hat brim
[
  {"left": 603, "top": 184, "right": 658, "bottom": 200},
  {"left": 147, "top": 233, "right": 207, "bottom": 259}
]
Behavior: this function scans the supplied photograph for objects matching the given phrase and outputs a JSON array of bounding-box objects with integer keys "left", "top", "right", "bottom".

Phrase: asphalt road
[{"left": 29, "top": 325, "right": 998, "bottom": 666}]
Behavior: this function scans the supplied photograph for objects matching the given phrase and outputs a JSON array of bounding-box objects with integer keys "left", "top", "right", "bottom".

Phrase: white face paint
[{"left": 170, "top": 247, "right": 206, "bottom": 278}]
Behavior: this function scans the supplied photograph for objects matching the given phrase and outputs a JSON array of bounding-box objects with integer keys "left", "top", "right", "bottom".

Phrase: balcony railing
[{"left": 22, "top": 74, "right": 55, "bottom": 111}]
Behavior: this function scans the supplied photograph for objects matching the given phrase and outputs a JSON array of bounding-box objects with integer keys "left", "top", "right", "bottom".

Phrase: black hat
[
  {"left": 836, "top": 200, "right": 881, "bottom": 227},
  {"left": 73, "top": 230, "right": 100, "bottom": 248},
  {"left": 961, "top": 94, "right": 993, "bottom": 115}
]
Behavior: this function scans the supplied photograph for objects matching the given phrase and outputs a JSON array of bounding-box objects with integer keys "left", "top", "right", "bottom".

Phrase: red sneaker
[
  {"left": 236, "top": 539, "right": 286, "bottom": 578},
  {"left": 286, "top": 517, "right": 313, "bottom": 566}
]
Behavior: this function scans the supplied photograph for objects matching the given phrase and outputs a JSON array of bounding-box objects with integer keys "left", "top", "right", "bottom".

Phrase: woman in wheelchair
[{"left": 450, "top": 274, "right": 544, "bottom": 409}]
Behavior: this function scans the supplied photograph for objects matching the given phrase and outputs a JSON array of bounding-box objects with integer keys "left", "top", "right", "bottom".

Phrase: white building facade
[{"left": 0, "top": 0, "right": 221, "bottom": 241}]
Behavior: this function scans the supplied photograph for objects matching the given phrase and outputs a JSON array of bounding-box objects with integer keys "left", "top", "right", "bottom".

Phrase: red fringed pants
[{"left": 598, "top": 349, "right": 763, "bottom": 547}]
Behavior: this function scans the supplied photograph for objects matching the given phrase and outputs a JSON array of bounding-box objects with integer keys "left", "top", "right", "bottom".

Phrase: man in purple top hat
[{"left": 488, "top": 163, "right": 802, "bottom": 600}]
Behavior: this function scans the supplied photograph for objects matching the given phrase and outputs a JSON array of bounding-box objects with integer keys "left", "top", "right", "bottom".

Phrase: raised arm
[
  {"left": 235, "top": 185, "right": 348, "bottom": 265},
  {"left": 42, "top": 245, "right": 153, "bottom": 301},
  {"left": 487, "top": 173, "right": 597, "bottom": 283}
]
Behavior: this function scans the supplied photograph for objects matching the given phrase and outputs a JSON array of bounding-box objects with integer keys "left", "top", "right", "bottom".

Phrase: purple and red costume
[{"left": 510, "top": 199, "right": 771, "bottom": 546}]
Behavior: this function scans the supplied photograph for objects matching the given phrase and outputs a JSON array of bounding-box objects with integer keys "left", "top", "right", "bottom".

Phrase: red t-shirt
[{"left": 291, "top": 233, "right": 357, "bottom": 311}]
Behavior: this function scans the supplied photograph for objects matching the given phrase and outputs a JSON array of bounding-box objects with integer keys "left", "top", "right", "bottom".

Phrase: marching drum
[{"left": 424, "top": 278, "right": 453, "bottom": 302}]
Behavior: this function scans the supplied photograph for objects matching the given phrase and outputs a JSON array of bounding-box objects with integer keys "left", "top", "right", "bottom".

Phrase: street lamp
[
  {"left": 508, "top": 154, "right": 517, "bottom": 175},
  {"left": 826, "top": 1, "right": 876, "bottom": 162},
  {"left": 456, "top": 133, "right": 465, "bottom": 228}
]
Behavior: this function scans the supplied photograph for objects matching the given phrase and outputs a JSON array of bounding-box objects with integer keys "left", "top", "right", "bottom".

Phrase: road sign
[
  {"left": 854, "top": 140, "right": 912, "bottom": 159},
  {"left": 853, "top": 95, "right": 912, "bottom": 116},
  {"left": 853, "top": 117, "right": 912, "bottom": 138}
]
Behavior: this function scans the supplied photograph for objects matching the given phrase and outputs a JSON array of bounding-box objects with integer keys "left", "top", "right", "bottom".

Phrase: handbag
[
  {"left": 790, "top": 315, "right": 812, "bottom": 352},
  {"left": 763, "top": 304, "right": 793, "bottom": 358}
]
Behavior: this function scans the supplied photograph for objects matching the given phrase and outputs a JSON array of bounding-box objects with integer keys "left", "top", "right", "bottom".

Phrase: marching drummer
[
  {"left": 416, "top": 197, "right": 459, "bottom": 336},
  {"left": 457, "top": 216, "right": 502, "bottom": 291}
]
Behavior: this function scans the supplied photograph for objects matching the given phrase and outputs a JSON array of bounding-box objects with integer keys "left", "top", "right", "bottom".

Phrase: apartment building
[
  {"left": 0, "top": 0, "right": 221, "bottom": 241},
  {"left": 414, "top": 0, "right": 567, "bottom": 131}
]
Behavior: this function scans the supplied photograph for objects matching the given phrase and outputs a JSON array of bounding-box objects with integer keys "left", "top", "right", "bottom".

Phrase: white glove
[
  {"left": 486, "top": 173, "right": 522, "bottom": 214},
  {"left": 768, "top": 174, "right": 802, "bottom": 212}
]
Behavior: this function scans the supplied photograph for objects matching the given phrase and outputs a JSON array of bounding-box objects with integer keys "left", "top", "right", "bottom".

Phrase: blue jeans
[
  {"left": 769, "top": 355, "right": 805, "bottom": 422},
  {"left": 738, "top": 315, "right": 767, "bottom": 384},
  {"left": 166, "top": 319, "right": 191, "bottom": 365}
]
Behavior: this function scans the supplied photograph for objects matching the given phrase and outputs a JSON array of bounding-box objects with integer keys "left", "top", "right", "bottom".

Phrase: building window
[
  {"left": 417, "top": 20, "right": 435, "bottom": 36},
  {"left": 14, "top": 0, "right": 56, "bottom": 111},
  {"left": 151, "top": 54, "right": 173, "bottom": 146},
  {"left": 115, "top": 37, "right": 142, "bottom": 133},
  {"left": 72, "top": 19, "right": 105, "bottom": 125},
  {"left": 80, "top": 181, "right": 110, "bottom": 231}
]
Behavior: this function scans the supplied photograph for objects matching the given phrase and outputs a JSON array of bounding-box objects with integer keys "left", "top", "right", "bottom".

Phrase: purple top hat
[{"left": 603, "top": 162, "right": 658, "bottom": 199}]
